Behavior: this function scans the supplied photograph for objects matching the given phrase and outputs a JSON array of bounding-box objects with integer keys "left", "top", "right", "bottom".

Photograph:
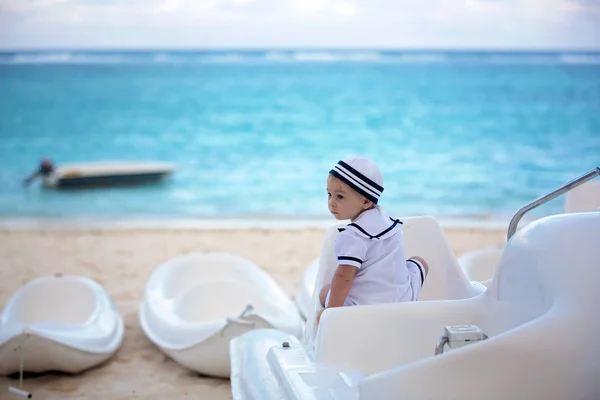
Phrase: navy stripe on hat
[{"left": 329, "top": 160, "right": 384, "bottom": 204}]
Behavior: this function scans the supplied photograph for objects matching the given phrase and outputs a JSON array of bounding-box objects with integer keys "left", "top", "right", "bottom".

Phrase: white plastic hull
[
  {"left": 231, "top": 329, "right": 363, "bottom": 400},
  {"left": 140, "top": 302, "right": 277, "bottom": 378},
  {"left": 457, "top": 246, "right": 503, "bottom": 285},
  {"left": 0, "top": 333, "right": 116, "bottom": 375},
  {"left": 230, "top": 212, "right": 600, "bottom": 400},
  {"left": 0, "top": 274, "right": 125, "bottom": 376},
  {"left": 231, "top": 329, "right": 309, "bottom": 400},
  {"left": 140, "top": 252, "right": 304, "bottom": 378}
]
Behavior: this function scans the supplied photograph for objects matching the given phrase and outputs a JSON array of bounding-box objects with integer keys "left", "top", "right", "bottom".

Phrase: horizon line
[{"left": 1, "top": 46, "right": 599, "bottom": 53}]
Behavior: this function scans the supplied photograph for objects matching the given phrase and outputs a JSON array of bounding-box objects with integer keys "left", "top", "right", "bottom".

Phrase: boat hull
[
  {"left": 52, "top": 171, "right": 170, "bottom": 189},
  {"left": 40, "top": 161, "right": 175, "bottom": 189},
  {"left": 230, "top": 212, "right": 600, "bottom": 400},
  {"left": 140, "top": 252, "right": 304, "bottom": 378},
  {"left": 0, "top": 275, "right": 125, "bottom": 376},
  {"left": 0, "top": 333, "right": 116, "bottom": 375}
]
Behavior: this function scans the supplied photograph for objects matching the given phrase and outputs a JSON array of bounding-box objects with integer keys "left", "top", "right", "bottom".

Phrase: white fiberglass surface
[
  {"left": 173, "top": 280, "right": 279, "bottom": 323},
  {"left": 159, "top": 254, "right": 265, "bottom": 299},
  {"left": 460, "top": 247, "right": 502, "bottom": 282},
  {"left": 10, "top": 279, "right": 96, "bottom": 325}
]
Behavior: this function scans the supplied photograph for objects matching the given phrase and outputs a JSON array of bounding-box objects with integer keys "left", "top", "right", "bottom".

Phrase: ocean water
[{"left": 0, "top": 49, "right": 599, "bottom": 221}]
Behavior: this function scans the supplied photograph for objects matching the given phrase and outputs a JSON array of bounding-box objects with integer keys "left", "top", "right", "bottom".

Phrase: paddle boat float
[
  {"left": 0, "top": 274, "right": 124, "bottom": 376},
  {"left": 23, "top": 159, "right": 175, "bottom": 189},
  {"left": 231, "top": 210, "right": 600, "bottom": 399},
  {"left": 458, "top": 167, "right": 600, "bottom": 285},
  {"left": 250, "top": 213, "right": 488, "bottom": 397},
  {"left": 139, "top": 252, "right": 304, "bottom": 378}
]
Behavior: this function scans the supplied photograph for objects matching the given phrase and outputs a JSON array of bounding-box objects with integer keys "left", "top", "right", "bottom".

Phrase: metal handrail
[{"left": 507, "top": 167, "right": 600, "bottom": 240}]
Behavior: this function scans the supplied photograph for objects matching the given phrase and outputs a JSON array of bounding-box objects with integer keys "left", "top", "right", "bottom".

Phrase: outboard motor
[{"left": 23, "top": 159, "right": 55, "bottom": 186}]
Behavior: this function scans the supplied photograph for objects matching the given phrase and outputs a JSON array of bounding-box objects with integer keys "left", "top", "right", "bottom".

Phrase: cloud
[
  {"left": 289, "top": 0, "right": 356, "bottom": 16},
  {"left": 571, "top": 0, "right": 600, "bottom": 4},
  {"left": 0, "top": 0, "right": 598, "bottom": 49},
  {"left": 0, "top": 0, "right": 69, "bottom": 12}
]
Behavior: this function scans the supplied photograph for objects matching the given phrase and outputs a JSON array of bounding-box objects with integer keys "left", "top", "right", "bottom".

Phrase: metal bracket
[{"left": 435, "top": 325, "right": 488, "bottom": 355}]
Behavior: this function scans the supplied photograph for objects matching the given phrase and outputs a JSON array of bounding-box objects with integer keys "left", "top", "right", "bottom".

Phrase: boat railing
[{"left": 507, "top": 167, "right": 600, "bottom": 241}]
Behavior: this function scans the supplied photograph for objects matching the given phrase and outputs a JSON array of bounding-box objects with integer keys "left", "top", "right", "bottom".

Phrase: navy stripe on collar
[{"left": 342, "top": 217, "right": 402, "bottom": 240}]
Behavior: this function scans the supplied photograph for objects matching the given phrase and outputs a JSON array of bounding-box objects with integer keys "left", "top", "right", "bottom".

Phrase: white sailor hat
[{"left": 329, "top": 156, "right": 384, "bottom": 204}]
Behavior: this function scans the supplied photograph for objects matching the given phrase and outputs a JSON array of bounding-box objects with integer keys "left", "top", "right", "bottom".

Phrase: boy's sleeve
[{"left": 334, "top": 232, "right": 368, "bottom": 268}]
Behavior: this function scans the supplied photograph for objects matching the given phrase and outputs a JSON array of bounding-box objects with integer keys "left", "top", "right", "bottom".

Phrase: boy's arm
[
  {"left": 318, "top": 231, "right": 365, "bottom": 322},
  {"left": 325, "top": 265, "right": 357, "bottom": 307}
]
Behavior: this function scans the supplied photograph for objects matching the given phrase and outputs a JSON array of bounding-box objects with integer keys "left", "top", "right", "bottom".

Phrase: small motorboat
[
  {"left": 139, "top": 252, "right": 304, "bottom": 378},
  {"left": 459, "top": 168, "right": 599, "bottom": 284},
  {"left": 0, "top": 274, "right": 125, "bottom": 376},
  {"left": 230, "top": 211, "right": 600, "bottom": 400},
  {"left": 22, "top": 159, "right": 175, "bottom": 189}
]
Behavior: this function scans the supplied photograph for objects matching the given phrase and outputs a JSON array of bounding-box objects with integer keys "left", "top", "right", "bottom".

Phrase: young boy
[{"left": 317, "top": 156, "right": 429, "bottom": 322}]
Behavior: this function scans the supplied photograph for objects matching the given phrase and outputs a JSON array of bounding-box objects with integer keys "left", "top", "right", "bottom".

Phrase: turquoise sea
[{"left": 0, "top": 49, "right": 599, "bottom": 220}]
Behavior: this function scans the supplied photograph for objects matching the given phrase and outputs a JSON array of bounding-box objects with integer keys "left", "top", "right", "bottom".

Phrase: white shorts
[{"left": 325, "top": 258, "right": 426, "bottom": 306}]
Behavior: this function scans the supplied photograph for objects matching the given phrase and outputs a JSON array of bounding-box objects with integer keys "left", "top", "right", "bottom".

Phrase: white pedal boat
[
  {"left": 23, "top": 159, "right": 175, "bottom": 189},
  {"left": 139, "top": 252, "right": 304, "bottom": 378},
  {"left": 458, "top": 170, "right": 600, "bottom": 284},
  {"left": 294, "top": 215, "right": 486, "bottom": 320},
  {"left": 0, "top": 274, "right": 124, "bottom": 375},
  {"left": 231, "top": 211, "right": 600, "bottom": 399}
]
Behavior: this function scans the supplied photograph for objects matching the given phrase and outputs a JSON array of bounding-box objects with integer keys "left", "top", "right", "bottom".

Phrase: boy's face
[{"left": 327, "top": 174, "right": 372, "bottom": 221}]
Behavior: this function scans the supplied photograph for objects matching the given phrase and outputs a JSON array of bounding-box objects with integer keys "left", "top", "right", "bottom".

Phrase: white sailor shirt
[{"left": 332, "top": 207, "right": 424, "bottom": 306}]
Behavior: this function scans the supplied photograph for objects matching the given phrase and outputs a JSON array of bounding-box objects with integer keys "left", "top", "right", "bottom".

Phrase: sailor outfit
[
  {"left": 325, "top": 207, "right": 425, "bottom": 307},
  {"left": 325, "top": 157, "right": 425, "bottom": 307}
]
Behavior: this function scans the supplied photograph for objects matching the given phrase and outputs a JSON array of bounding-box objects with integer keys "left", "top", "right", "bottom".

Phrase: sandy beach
[{"left": 0, "top": 221, "right": 506, "bottom": 400}]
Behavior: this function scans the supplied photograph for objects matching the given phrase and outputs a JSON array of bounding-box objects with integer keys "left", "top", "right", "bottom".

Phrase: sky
[{"left": 0, "top": 0, "right": 599, "bottom": 50}]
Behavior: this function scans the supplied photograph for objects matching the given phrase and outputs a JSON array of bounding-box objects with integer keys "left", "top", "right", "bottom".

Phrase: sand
[{"left": 0, "top": 222, "right": 506, "bottom": 400}]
